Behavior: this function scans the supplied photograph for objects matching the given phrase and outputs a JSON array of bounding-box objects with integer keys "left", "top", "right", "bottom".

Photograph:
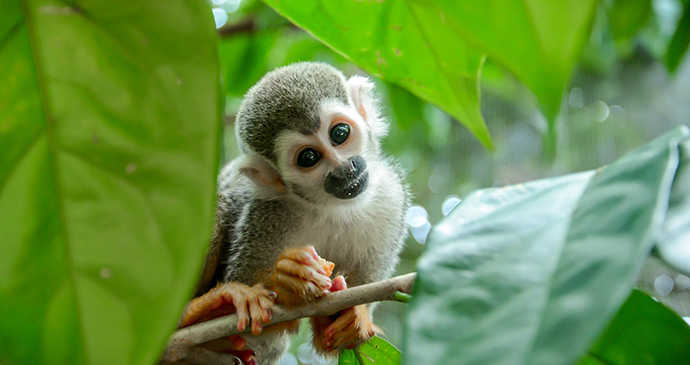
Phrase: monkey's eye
[
  {"left": 330, "top": 124, "right": 350, "bottom": 145},
  {"left": 297, "top": 148, "right": 322, "bottom": 168}
]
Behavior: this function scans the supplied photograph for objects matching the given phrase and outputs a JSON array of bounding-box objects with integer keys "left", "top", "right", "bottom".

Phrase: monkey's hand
[
  {"left": 180, "top": 282, "right": 275, "bottom": 335},
  {"left": 311, "top": 276, "right": 382, "bottom": 354},
  {"left": 272, "top": 246, "right": 334, "bottom": 307}
]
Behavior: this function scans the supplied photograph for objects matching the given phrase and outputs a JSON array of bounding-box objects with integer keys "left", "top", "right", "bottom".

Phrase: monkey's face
[{"left": 275, "top": 99, "right": 380, "bottom": 205}]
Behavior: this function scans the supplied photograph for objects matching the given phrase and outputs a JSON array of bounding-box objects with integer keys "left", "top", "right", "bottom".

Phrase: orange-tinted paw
[
  {"left": 272, "top": 246, "right": 334, "bottom": 307},
  {"left": 181, "top": 282, "right": 275, "bottom": 335},
  {"left": 314, "top": 305, "right": 381, "bottom": 353}
]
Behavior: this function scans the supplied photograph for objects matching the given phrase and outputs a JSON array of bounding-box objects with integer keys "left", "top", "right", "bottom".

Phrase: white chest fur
[{"left": 286, "top": 163, "right": 405, "bottom": 282}]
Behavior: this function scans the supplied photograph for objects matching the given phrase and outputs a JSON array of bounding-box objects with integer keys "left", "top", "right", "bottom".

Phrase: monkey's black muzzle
[{"left": 324, "top": 156, "right": 369, "bottom": 200}]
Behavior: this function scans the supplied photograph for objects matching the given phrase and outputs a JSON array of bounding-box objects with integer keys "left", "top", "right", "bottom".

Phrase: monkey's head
[{"left": 234, "top": 62, "right": 389, "bottom": 205}]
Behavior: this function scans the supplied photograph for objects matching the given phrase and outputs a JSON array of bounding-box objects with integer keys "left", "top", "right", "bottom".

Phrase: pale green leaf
[{"left": 403, "top": 127, "right": 690, "bottom": 365}]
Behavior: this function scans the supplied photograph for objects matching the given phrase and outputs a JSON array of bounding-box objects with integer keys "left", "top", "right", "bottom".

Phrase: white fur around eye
[{"left": 274, "top": 130, "right": 327, "bottom": 182}]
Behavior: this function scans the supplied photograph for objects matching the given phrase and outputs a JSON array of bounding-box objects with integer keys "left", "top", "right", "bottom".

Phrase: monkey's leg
[
  {"left": 311, "top": 277, "right": 381, "bottom": 354},
  {"left": 271, "top": 246, "right": 334, "bottom": 307},
  {"left": 180, "top": 282, "right": 275, "bottom": 335}
]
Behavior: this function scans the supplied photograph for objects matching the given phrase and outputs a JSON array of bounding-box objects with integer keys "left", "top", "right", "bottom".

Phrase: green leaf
[
  {"left": 220, "top": 30, "right": 277, "bottom": 97},
  {"left": 429, "top": 0, "right": 597, "bottom": 150},
  {"left": 403, "top": 126, "right": 690, "bottom": 365},
  {"left": 607, "top": 0, "right": 652, "bottom": 43},
  {"left": 665, "top": 3, "right": 690, "bottom": 73},
  {"left": 386, "top": 84, "right": 426, "bottom": 131},
  {"left": 657, "top": 140, "right": 690, "bottom": 274},
  {"left": 580, "top": 289, "right": 690, "bottom": 364},
  {"left": 0, "top": 1, "right": 220, "bottom": 364},
  {"left": 339, "top": 336, "right": 401, "bottom": 365},
  {"left": 263, "top": 0, "right": 493, "bottom": 149}
]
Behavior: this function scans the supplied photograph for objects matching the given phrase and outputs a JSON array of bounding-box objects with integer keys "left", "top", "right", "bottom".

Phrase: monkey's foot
[
  {"left": 312, "top": 277, "right": 381, "bottom": 354},
  {"left": 181, "top": 282, "right": 275, "bottom": 335},
  {"left": 272, "top": 246, "right": 334, "bottom": 307},
  {"left": 317, "top": 305, "right": 381, "bottom": 353}
]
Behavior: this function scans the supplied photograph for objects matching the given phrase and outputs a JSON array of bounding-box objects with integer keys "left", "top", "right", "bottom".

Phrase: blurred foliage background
[{"left": 208, "top": 0, "right": 690, "bottom": 363}]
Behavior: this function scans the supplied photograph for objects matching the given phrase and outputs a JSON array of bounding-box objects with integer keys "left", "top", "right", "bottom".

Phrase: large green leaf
[
  {"left": 428, "top": 0, "right": 597, "bottom": 153},
  {"left": 580, "top": 289, "right": 690, "bottom": 364},
  {"left": 0, "top": 1, "right": 220, "bottom": 364},
  {"left": 263, "top": 0, "right": 493, "bottom": 149},
  {"left": 657, "top": 140, "right": 690, "bottom": 274},
  {"left": 403, "top": 126, "right": 690, "bottom": 365}
]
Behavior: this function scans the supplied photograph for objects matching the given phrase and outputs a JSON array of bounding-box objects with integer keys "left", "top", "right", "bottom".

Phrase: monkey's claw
[
  {"left": 272, "top": 246, "right": 334, "bottom": 307},
  {"left": 181, "top": 282, "right": 275, "bottom": 335}
]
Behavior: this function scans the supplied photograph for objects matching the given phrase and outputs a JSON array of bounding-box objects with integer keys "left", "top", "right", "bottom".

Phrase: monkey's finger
[
  {"left": 221, "top": 349, "right": 255, "bottom": 365},
  {"left": 258, "top": 296, "right": 273, "bottom": 323},
  {"left": 276, "top": 259, "right": 332, "bottom": 289},
  {"left": 312, "top": 315, "right": 334, "bottom": 332},
  {"left": 234, "top": 297, "right": 249, "bottom": 332},
  {"left": 331, "top": 329, "right": 362, "bottom": 350},
  {"left": 328, "top": 275, "right": 347, "bottom": 293},
  {"left": 276, "top": 272, "right": 327, "bottom": 298},
  {"left": 279, "top": 247, "right": 325, "bottom": 274},
  {"left": 250, "top": 284, "right": 276, "bottom": 299},
  {"left": 227, "top": 335, "right": 246, "bottom": 350},
  {"left": 303, "top": 245, "right": 321, "bottom": 262},
  {"left": 182, "top": 290, "right": 229, "bottom": 327},
  {"left": 249, "top": 297, "right": 264, "bottom": 335},
  {"left": 325, "top": 309, "right": 357, "bottom": 339}
]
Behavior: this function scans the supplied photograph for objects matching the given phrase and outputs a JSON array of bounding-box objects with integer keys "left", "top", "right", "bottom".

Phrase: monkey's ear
[
  {"left": 235, "top": 154, "right": 286, "bottom": 196},
  {"left": 346, "top": 76, "right": 388, "bottom": 137}
]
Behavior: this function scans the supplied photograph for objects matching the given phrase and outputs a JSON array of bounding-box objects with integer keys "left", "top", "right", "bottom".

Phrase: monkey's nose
[
  {"left": 324, "top": 156, "right": 369, "bottom": 200},
  {"left": 331, "top": 156, "right": 365, "bottom": 179}
]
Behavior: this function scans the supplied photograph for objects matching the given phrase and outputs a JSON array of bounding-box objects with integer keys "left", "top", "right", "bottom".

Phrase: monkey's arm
[{"left": 181, "top": 186, "right": 275, "bottom": 333}]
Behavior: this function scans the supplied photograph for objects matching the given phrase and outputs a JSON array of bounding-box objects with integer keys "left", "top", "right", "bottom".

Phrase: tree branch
[{"left": 161, "top": 273, "right": 416, "bottom": 363}]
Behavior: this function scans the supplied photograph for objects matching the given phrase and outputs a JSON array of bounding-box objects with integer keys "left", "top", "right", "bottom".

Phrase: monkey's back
[{"left": 194, "top": 164, "right": 253, "bottom": 296}]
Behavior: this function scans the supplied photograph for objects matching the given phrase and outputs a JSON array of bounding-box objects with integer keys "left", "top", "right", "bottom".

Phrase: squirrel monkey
[{"left": 180, "top": 62, "right": 408, "bottom": 364}]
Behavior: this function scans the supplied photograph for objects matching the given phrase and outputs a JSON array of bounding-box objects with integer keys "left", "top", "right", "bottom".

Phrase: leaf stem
[{"left": 394, "top": 291, "right": 412, "bottom": 303}]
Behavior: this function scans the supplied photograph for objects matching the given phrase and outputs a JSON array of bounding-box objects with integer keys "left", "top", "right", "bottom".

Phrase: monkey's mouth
[{"left": 325, "top": 170, "right": 369, "bottom": 200}]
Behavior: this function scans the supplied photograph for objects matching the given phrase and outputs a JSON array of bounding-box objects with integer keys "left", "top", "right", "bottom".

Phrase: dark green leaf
[
  {"left": 386, "top": 84, "right": 426, "bottom": 130},
  {"left": 608, "top": 0, "right": 652, "bottom": 43},
  {"left": 263, "top": 0, "right": 493, "bottom": 149},
  {"left": 339, "top": 336, "right": 401, "bottom": 365},
  {"left": 665, "top": 3, "right": 690, "bottom": 73},
  {"left": 0, "top": 1, "right": 220, "bottom": 364},
  {"left": 220, "top": 30, "right": 277, "bottom": 97},
  {"left": 581, "top": 289, "right": 690, "bottom": 364},
  {"left": 403, "top": 127, "right": 690, "bottom": 365}
]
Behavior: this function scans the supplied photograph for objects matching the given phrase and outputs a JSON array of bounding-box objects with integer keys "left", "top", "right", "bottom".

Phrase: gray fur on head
[{"left": 236, "top": 62, "right": 350, "bottom": 163}]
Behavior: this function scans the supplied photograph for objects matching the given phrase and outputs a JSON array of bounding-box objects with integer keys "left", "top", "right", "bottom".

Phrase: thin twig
[
  {"left": 161, "top": 273, "right": 416, "bottom": 363},
  {"left": 217, "top": 19, "right": 255, "bottom": 38}
]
